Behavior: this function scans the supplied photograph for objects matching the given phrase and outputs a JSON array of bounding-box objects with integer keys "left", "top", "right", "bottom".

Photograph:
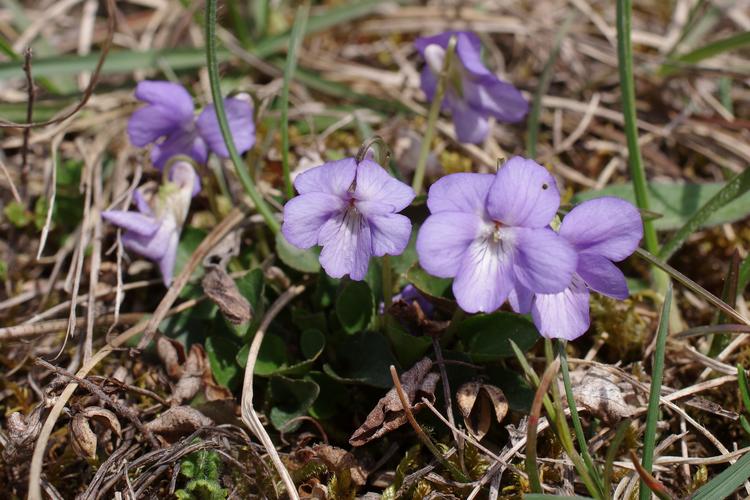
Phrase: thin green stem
[
  {"left": 381, "top": 255, "right": 393, "bottom": 311},
  {"left": 412, "top": 36, "right": 457, "bottom": 195},
  {"left": 639, "top": 284, "right": 672, "bottom": 500},
  {"left": 616, "top": 0, "right": 666, "bottom": 291},
  {"left": 557, "top": 341, "right": 606, "bottom": 497},
  {"left": 205, "top": 0, "right": 280, "bottom": 234},
  {"left": 544, "top": 341, "right": 601, "bottom": 499},
  {"left": 280, "top": 3, "right": 310, "bottom": 199}
]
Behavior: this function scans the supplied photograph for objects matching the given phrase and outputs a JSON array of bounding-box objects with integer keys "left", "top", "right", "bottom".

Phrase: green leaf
[
  {"left": 227, "top": 268, "right": 265, "bottom": 338},
  {"left": 458, "top": 312, "right": 539, "bottom": 362},
  {"left": 335, "top": 280, "right": 374, "bottom": 334},
  {"left": 307, "top": 371, "right": 348, "bottom": 420},
  {"left": 659, "top": 167, "right": 750, "bottom": 260},
  {"left": 242, "top": 333, "right": 286, "bottom": 374},
  {"left": 690, "top": 449, "right": 750, "bottom": 500},
  {"left": 323, "top": 331, "right": 398, "bottom": 388},
  {"left": 385, "top": 322, "right": 432, "bottom": 368},
  {"left": 175, "top": 227, "right": 208, "bottom": 284},
  {"left": 661, "top": 31, "right": 750, "bottom": 76},
  {"left": 3, "top": 201, "right": 31, "bottom": 227},
  {"left": 267, "top": 375, "right": 320, "bottom": 431},
  {"left": 406, "top": 264, "right": 452, "bottom": 298},
  {"left": 204, "top": 336, "right": 241, "bottom": 390},
  {"left": 486, "top": 366, "right": 535, "bottom": 411},
  {"left": 238, "top": 330, "right": 325, "bottom": 378},
  {"left": 275, "top": 232, "right": 320, "bottom": 273},
  {"left": 573, "top": 181, "right": 750, "bottom": 232}
]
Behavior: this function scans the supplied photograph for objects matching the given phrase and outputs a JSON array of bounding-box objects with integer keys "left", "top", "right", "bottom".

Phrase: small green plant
[{"left": 174, "top": 448, "right": 227, "bottom": 500}]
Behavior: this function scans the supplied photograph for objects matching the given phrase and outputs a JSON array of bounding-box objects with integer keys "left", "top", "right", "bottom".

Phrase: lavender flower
[
  {"left": 416, "top": 156, "right": 576, "bottom": 313},
  {"left": 102, "top": 161, "right": 198, "bottom": 286},
  {"left": 282, "top": 157, "right": 415, "bottom": 280},
  {"left": 512, "top": 197, "right": 643, "bottom": 340},
  {"left": 415, "top": 31, "right": 528, "bottom": 144},
  {"left": 127, "top": 80, "right": 255, "bottom": 169}
]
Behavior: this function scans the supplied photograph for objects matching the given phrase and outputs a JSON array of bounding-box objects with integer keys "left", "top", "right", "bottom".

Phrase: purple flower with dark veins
[
  {"left": 101, "top": 161, "right": 198, "bottom": 286},
  {"left": 511, "top": 197, "right": 643, "bottom": 340},
  {"left": 127, "top": 80, "right": 255, "bottom": 169},
  {"left": 415, "top": 31, "right": 528, "bottom": 144},
  {"left": 282, "top": 158, "right": 416, "bottom": 280},
  {"left": 416, "top": 157, "right": 576, "bottom": 313}
]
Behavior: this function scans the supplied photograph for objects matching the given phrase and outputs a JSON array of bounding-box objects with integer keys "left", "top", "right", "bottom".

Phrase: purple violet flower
[
  {"left": 282, "top": 157, "right": 416, "bottom": 280},
  {"left": 101, "top": 161, "right": 198, "bottom": 286},
  {"left": 511, "top": 197, "right": 643, "bottom": 340},
  {"left": 416, "top": 156, "right": 576, "bottom": 314},
  {"left": 415, "top": 31, "right": 528, "bottom": 144},
  {"left": 127, "top": 80, "right": 255, "bottom": 169}
]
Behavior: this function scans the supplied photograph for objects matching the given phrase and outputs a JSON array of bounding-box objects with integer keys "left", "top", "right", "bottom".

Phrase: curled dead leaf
[
  {"left": 3, "top": 406, "right": 44, "bottom": 465},
  {"left": 156, "top": 335, "right": 185, "bottom": 379},
  {"left": 349, "top": 358, "right": 439, "bottom": 446},
  {"left": 202, "top": 267, "right": 252, "bottom": 324},
  {"left": 573, "top": 373, "right": 635, "bottom": 423},
  {"left": 456, "top": 382, "right": 508, "bottom": 440},
  {"left": 69, "top": 407, "right": 121, "bottom": 460},
  {"left": 145, "top": 406, "right": 213, "bottom": 441},
  {"left": 312, "top": 444, "right": 368, "bottom": 486},
  {"left": 171, "top": 344, "right": 206, "bottom": 404}
]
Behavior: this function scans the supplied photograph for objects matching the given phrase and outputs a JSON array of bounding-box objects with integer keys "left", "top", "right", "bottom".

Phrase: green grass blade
[
  {"left": 659, "top": 167, "right": 750, "bottom": 261},
  {"left": 205, "top": 0, "right": 279, "bottom": 234},
  {"left": 638, "top": 284, "right": 672, "bottom": 500},
  {"left": 0, "top": 0, "right": 384, "bottom": 81},
  {"left": 616, "top": 0, "right": 665, "bottom": 292},
  {"left": 604, "top": 420, "right": 632, "bottom": 498},
  {"left": 661, "top": 31, "right": 750, "bottom": 76},
  {"left": 690, "top": 449, "right": 750, "bottom": 500},
  {"left": 738, "top": 365, "right": 750, "bottom": 414},
  {"left": 280, "top": 3, "right": 310, "bottom": 199},
  {"left": 738, "top": 254, "right": 750, "bottom": 294},
  {"left": 526, "top": 14, "right": 573, "bottom": 158}
]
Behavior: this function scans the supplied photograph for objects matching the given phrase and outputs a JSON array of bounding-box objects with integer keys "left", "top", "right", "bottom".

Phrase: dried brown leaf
[
  {"left": 145, "top": 406, "right": 213, "bottom": 441},
  {"left": 349, "top": 358, "right": 439, "bottom": 446},
  {"left": 456, "top": 382, "right": 508, "bottom": 440},
  {"left": 171, "top": 344, "right": 207, "bottom": 404},
  {"left": 3, "top": 406, "right": 44, "bottom": 464},
  {"left": 202, "top": 267, "right": 252, "bottom": 324},
  {"left": 156, "top": 335, "right": 185, "bottom": 379},
  {"left": 573, "top": 373, "right": 635, "bottom": 423},
  {"left": 69, "top": 407, "right": 121, "bottom": 460},
  {"left": 312, "top": 444, "right": 368, "bottom": 486}
]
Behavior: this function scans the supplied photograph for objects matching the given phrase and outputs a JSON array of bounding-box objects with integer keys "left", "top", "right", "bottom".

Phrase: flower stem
[
  {"left": 616, "top": 0, "right": 666, "bottom": 291},
  {"left": 205, "top": 0, "right": 280, "bottom": 234},
  {"left": 381, "top": 255, "right": 393, "bottom": 311},
  {"left": 412, "top": 36, "right": 457, "bottom": 196}
]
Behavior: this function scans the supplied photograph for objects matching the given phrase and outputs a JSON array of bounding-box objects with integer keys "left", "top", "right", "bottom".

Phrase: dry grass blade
[{"left": 240, "top": 284, "right": 305, "bottom": 500}]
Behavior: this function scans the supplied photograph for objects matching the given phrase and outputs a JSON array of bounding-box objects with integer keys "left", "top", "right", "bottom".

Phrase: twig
[
  {"left": 240, "top": 284, "right": 306, "bottom": 500},
  {"left": 388, "top": 365, "right": 470, "bottom": 482},
  {"left": 27, "top": 208, "right": 246, "bottom": 500},
  {"left": 35, "top": 358, "right": 160, "bottom": 448},
  {"left": 432, "top": 337, "right": 463, "bottom": 457},
  {"left": 0, "top": 0, "right": 116, "bottom": 129}
]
